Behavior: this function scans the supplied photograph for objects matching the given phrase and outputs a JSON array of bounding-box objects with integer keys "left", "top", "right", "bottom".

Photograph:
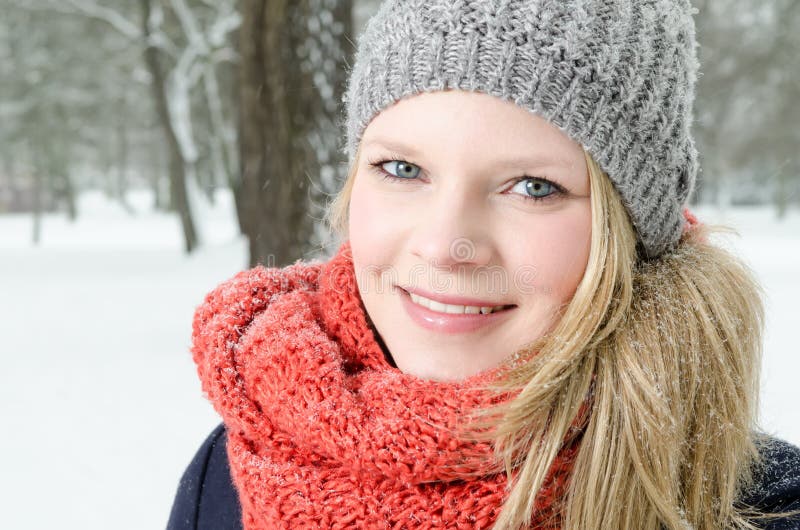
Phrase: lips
[{"left": 398, "top": 287, "right": 516, "bottom": 334}]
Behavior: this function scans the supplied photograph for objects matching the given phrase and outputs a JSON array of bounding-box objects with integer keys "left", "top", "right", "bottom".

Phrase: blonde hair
[
  {"left": 325, "top": 148, "right": 766, "bottom": 530},
  {"left": 325, "top": 143, "right": 359, "bottom": 240}
]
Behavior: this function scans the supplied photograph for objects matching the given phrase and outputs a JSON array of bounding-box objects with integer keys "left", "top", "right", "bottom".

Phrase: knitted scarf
[{"left": 192, "top": 241, "right": 579, "bottom": 529}]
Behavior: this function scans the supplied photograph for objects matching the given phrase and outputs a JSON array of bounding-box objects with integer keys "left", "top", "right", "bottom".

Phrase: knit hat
[{"left": 342, "top": 0, "right": 700, "bottom": 258}]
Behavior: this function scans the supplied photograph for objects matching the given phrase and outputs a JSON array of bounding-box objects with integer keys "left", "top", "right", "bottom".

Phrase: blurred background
[{"left": 0, "top": 1, "right": 797, "bottom": 529}]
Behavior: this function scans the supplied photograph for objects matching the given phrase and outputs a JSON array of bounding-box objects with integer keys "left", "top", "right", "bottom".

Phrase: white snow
[
  {"left": 1, "top": 190, "right": 241, "bottom": 530},
  {"left": 0, "top": 193, "right": 797, "bottom": 529}
]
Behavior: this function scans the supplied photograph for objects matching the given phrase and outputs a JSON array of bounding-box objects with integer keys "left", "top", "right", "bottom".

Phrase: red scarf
[{"left": 192, "top": 242, "right": 578, "bottom": 528}]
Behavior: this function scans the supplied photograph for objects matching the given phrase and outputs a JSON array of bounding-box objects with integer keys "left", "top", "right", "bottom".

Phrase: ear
[{"left": 681, "top": 207, "right": 705, "bottom": 242}]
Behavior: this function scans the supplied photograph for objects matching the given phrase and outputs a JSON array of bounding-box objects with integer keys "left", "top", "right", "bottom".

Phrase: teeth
[{"left": 408, "top": 292, "right": 506, "bottom": 315}]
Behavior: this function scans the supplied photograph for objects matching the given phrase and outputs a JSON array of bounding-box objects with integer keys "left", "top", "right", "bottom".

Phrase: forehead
[{"left": 361, "top": 90, "right": 584, "bottom": 170}]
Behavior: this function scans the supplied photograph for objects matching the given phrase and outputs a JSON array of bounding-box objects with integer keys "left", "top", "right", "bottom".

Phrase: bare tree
[
  {"left": 3, "top": 0, "right": 242, "bottom": 252},
  {"left": 141, "top": 0, "right": 198, "bottom": 252}
]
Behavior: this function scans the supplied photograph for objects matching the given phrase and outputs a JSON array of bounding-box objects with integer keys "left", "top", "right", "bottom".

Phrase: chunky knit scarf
[{"left": 192, "top": 242, "right": 579, "bottom": 529}]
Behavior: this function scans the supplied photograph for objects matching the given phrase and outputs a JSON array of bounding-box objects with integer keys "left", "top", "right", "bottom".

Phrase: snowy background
[
  {"left": 1, "top": 0, "right": 797, "bottom": 528},
  {"left": 1, "top": 191, "right": 798, "bottom": 530}
]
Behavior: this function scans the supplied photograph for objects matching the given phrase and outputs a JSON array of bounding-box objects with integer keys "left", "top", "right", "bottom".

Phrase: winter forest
[
  {"left": 1, "top": 1, "right": 798, "bottom": 262},
  {"left": 1, "top": 1, "right": 799, "bottom": 529}
]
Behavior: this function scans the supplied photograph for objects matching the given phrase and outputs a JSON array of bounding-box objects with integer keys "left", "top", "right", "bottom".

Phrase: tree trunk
[
  {"left": 140, "top": 0, "right": 198, "bottom": 253},
  {"left": 149, "top": 138, "right": 169, "bottom": 211},
  {"left": 60, "top": 169, "right": 78, "bottom": 221},
  {"left": 50, "top": 103, "right": 78, "bottom": 221},
  {"left": 0, "top": 146, "right": 15, "bottom": 215},
  {"left": 115, "top": 114, "right": 134, "bottom": 214},
  {"left": 237, "top": 0, "right": 354, "bottom": 267},
  {"left": 775, "top": 167, "right": 788, "bottom": 220},
  {"left": 314, "top": 0, "right": 354, "bottom": 250},
  {"left": 31, "top": 141, "right": 43, "bottom": 245},
  {"left": 331, "top": 1, "right": 354, "bottom": 121}
]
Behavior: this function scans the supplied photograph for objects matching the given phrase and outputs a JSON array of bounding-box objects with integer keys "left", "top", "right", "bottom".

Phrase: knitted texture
[
  {"left": 343, "top": 0, "right": 700, "bottom": 258},
  {"left": 192, "top": 241, "right": 580, "bottom": 529}
]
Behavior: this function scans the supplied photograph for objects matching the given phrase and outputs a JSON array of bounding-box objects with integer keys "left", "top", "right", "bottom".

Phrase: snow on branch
[
  {"left": 62, "top": 0, "right": 141, "bottom": 39},
  {"left": 208, "top": 9, "right": 242, "bottom": 49},
  {"left": 169, "top": 0, "right": 208, "bottom": 55},
  {"left": 10, "top": 0, "right": 139, "bottom": 39}
]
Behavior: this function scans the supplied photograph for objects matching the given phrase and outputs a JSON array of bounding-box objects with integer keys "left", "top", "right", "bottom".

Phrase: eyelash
[{"left": 365, "top": 155, "right": 566, "bottom": 203}]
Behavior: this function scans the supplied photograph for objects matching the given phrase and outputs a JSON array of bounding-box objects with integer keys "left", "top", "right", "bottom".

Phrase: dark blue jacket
[{"left": 167, "top": 424, "right": 800, "bottom": 529}]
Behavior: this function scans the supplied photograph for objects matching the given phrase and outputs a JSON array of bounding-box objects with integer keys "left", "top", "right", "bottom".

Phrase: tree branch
[
  {"left": 8, "top": 0, "right": 140, "bottom": 39},
  {"left": 169, "top": 0, "right": 207, "bottom": 54},
  {"left": 62, "top": 0, "right": 141, "bottom": 39}
]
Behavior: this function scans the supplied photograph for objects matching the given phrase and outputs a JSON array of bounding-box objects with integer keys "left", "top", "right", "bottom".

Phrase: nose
[{"left": 407, "top": 194, "right": 493, "bottom": 269}]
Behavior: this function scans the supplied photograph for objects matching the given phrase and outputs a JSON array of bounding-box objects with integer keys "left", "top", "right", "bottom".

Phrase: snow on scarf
[{"left": 191, "top": 241, "right": 578, "bottom": 529}]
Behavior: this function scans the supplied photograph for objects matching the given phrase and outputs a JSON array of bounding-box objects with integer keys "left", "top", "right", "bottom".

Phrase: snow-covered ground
[{"left": 1, "top": 191, "right": 798, "bottom": 530}]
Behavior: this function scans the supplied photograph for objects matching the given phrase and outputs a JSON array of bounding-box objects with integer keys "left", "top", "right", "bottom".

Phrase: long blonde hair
[{"left": 326, "top": 148, "right": 765, "bottom": 530}]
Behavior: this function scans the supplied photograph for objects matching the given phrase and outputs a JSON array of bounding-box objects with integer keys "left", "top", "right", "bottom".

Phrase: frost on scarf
[{"left": 191, "top": 241, "right": 577, "bottom": 529}]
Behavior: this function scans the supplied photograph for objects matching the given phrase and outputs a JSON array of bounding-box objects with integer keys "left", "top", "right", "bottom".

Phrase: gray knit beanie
[{"left": 343, "top": 0, "right": 700, "bottom": 258}]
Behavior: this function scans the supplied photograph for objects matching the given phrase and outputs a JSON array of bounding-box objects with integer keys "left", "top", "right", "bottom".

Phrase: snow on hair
[
  {"left": 325, "top": 148, "right": 767, "bottom": 529},
  {"left": 485, "top": 153, "right": 765, "bottom": 530}
]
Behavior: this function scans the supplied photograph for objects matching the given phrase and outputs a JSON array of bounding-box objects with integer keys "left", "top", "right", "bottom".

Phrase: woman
[{"left": 168, "top": 1, "right": 800, "bottom": 528}]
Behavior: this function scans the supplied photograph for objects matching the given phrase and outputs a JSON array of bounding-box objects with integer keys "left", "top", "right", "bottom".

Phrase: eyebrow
[
  {"left": 362, "top": 138, "right": 423, "bottom": 159},
  {"left": 362, "top": 137, "right": 570, "bottom": 169}
]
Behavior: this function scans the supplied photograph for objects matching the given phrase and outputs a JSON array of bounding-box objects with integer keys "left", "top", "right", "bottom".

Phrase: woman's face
[{"left": 348, "top": 90, "right": 592, "bottom": 381}]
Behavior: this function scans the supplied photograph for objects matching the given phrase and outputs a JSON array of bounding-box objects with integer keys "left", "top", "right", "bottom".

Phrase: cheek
[
  {"left": 518, "top": 208, "right": 592, "bottom": 301},
  {"left": 349, "top": 177, "right": 408, "bottom": 324},
  {"left": 347, "top": 178, "right": 375, "bottom": 254},
  {"left": 349, "top": 173, "right": 417, "bottom": 253},
  {"left": 348, "top": 175, "right": 403, "bottom": 278}
]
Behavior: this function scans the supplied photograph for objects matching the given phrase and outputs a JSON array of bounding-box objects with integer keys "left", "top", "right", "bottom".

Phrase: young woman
[{"left": 168, "top": 1, "right": 800, "bottom": 528}]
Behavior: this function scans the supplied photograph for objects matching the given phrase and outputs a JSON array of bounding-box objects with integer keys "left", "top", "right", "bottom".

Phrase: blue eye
[
  {"left": 510, "top": 177, "right": 560, "bottom": 201},
  {"left": 380, "top": 160, "right": 421, "bottom": 180}
]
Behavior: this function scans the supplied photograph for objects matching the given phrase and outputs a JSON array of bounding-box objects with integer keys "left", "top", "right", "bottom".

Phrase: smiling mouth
[{"left": 402, "top": 288, "right": 516, "bottom": 315}]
